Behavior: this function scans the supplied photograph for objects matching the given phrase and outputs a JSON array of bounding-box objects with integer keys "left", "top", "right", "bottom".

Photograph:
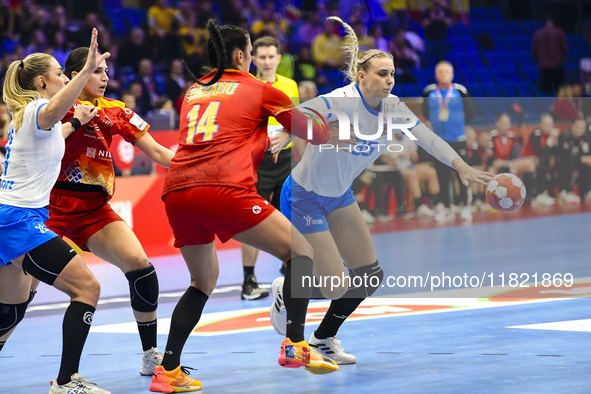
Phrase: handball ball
[{"left": 485, "top": 173, "right": 526, "bottom": 212}]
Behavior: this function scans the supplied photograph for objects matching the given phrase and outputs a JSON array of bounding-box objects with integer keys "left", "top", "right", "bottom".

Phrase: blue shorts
[
  {"left": 0, "top": 204, "right": 59, "bottom": 265},
  {"left": 280, "top": 175, "right": 356, "bottom": 234}
]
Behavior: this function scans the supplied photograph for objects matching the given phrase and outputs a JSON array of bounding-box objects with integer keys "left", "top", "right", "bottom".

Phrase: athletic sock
[
  {"left": 161, "top": 287, "right": 208, "bottom": 371},
  {"left": 57, "top": 301, "right": 95, "bottom": 386},
  {"left": 414, "top": 197, "right": 423, "bottom": 208},
  {"left": 243, "top": 266, "right": 255, "bottom": 280},
  {"left": 314, "top": 297, "right": 364, "bottom": 339},
  {"left": 283, "top": 256, "right": 313, "bottom": 343},
  {"left": 137, "top": 319, "right": 157, "bottom": 352}
]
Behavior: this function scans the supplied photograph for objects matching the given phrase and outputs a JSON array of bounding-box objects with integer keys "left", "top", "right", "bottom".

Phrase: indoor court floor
[{"left": 1, "top": 206, "right": 590, "bottom": 394}]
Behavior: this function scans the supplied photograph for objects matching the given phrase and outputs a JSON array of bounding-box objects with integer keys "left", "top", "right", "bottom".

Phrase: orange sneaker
[
  {"left": 149, "top": 366, "right": 202, "bottom": 393},
  {"left": 278, "top": 338, "right": 339, "bottom": 375}
]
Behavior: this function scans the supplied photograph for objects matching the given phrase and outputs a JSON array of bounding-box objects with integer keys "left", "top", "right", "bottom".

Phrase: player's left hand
[
  {"left": 453, "top": 159, "right": 494, "bottom": 186},
  {"left": 271, "top": 129, "right": 294, "bottom": 163}
]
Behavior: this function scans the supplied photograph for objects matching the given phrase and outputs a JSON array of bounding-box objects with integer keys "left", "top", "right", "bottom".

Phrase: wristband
[{"left": 67, "top": 117, "right": 82, "bottom": 130}]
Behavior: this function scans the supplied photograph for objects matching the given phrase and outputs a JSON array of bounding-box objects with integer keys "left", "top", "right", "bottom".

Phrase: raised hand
[{"left": 84, "top": 28, "right": 111, "bottom": 72}]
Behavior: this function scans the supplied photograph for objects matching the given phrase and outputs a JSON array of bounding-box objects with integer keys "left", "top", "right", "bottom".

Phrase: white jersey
[
  {"left": 291, "top": 83, "right": 460, "bottom": 197},
  {"left": 0, "top": 99, "right": 65, "bottom": 208}
]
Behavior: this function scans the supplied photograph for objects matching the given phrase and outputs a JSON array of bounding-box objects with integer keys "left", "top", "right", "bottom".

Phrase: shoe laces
[
  {"left": 180, "top": 366, "right": 196, "bottom": 376},
  {"left": 324, "top": 336, "right": 345, "bottom": 353},
  {"left": 70, "top": 374, "right": 98, "bottom": 389}
]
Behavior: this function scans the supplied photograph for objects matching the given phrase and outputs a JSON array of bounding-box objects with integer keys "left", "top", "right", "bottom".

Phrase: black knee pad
[
  {"left": 125, "top": 263, "right": 159, "bottom": 313},
  {"left": 347, "top": 260, "right": 384, "bottom": 298},
  {"left": 0, "top": 290, "right": 35, "bottom": 337},
  {"left": 22, "top": 237, "right": 77, "bottom": 286}
]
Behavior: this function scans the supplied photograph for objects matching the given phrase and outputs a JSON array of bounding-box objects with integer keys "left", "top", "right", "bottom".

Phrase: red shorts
[
  {"left": 46, "top": 189, "right": 123, "bottom": 251},
  {"left": 164, "top": 186, "right": 275, "bottom": 247}
]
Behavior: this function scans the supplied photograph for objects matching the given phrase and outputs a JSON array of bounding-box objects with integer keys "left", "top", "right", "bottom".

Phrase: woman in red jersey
[
  {"left": 149, "top": 20, "right": 338, "bottom": 393},
  {"left": 42, "top": 47, "right": 175, "bottom": 376}
]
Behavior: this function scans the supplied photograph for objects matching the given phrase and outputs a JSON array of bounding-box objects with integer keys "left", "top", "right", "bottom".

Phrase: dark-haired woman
[
  {"left": 43, "top": 46, "right": 175, "bottom": 377},
  {"left": 149, "top": 20, "right": 338, "bottom": 393},
  {"left": 0, "top": 29, "right": 112, "bottom": 394}
]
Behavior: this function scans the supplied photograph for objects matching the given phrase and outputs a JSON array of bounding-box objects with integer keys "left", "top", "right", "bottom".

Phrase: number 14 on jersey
[{"left": 186, "top": 101, "right": 220, "bottom": 143}]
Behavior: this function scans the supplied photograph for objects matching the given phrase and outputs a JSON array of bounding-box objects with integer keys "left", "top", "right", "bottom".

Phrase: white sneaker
[
  {"left": 360, "top": 209, "right": 376, "bottom": 224},
  {"left": 558, "top": 190, "right": 581, "bottom": 204},
  {"left": 140, "top": 347, "right": 163, "bottom": 376},
  {"left": 533, "top": 191, "right": 555, "bottom": 207},
  {"left": 434, "top": 207, "right": 455, "bottom": 222},
  {"left": 270, "top": 277, "right": 286, "bottom": 336},
  {"left": 308, "top": 332, "right": 356, "bottom": 365},
  {"left": 450, "top": 204, "right": 463, "bottom": 214},
  {"left": 376, "top": 214, "right": 395, "bottom": 222},
  {"left": 49, "top": 374, "right": 111, "bottom": 394},
  {"left": 434, "top": 202, "right": 445, "bottom": 213},
  {"left": 416, "top": 204, "right": 435, "bottom": 218},
  {"left": 460, "top": 206, "right": 473, "bottom": 222}
]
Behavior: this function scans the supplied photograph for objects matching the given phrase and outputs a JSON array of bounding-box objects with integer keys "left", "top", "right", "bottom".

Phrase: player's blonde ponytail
[
  {"left": 327, "top": 16, "right": 393, "bottom": 85},
  {"left": 2, "top": 53, "right": 53, "bottom": 131}
]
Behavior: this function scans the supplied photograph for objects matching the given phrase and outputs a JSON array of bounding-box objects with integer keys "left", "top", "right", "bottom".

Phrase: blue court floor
[{"left": 1, "top": 212, "right": 590, "bottom": 394}]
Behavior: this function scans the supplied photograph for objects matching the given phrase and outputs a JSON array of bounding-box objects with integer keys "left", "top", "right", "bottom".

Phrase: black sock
[
  {"left": 429, "top": 193, "right": 440, "bottom": 207},
  {"left": 0, "top": 341, "right": 5, "bottom": 352},
  {"left": 137, "top": 319, "right": 157, "bottom": 352},
  {"left": 161, "top": 286, "right": 208, "bottom": 371},
  {"left": 314, "top": 297, "right": 364, "bottom": 339},
  {"left": 57, "top": 301, "right": 95, "bottom": 386},
  {"left": 414, "top": 197, "right": 423, "bottom": 208},
  {"left": 283, "top": 256, "right": 313, "bottom": 343},
  {"left": 243, "top": 266, "right": 254, "bottom": 280}
]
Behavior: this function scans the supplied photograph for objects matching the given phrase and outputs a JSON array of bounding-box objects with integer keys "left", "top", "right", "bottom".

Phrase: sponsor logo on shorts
[
  {"left": 35, "top": 224, "right": 47, "bottom": 234},
  {"left": 83, "top": 311, "right": 94, "bottom": 325},
  {"left": 252, "top": 205, "right": 262, "bottom": 214},
  {"left": 303, "top": 215, "right": 323, "bottom": 226}
]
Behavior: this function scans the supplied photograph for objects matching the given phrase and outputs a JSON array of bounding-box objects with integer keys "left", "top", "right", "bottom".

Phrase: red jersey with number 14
[{"left": 163, "top": 70, "right": 292, "bottom": 196}]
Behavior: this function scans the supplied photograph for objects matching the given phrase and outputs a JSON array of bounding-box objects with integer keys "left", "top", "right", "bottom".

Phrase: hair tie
[{"left": 19, "top": 60, "right": 24, "bottom": 70}]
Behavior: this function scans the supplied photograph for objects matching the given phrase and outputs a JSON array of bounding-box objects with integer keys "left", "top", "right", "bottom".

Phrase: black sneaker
[{"left": 241, "top": 274, "right": 269, "bottom": 300}]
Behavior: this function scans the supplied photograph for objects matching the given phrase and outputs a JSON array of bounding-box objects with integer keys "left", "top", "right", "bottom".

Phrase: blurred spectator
[
  {"left": 25, "top": 30, "right": 48, "bottom": 56},
  {"left": 422, "top": 60, "right": 474, "bottom": 221},
  {"left": 422, "top": 0, "right": 453, "bottom": 67},
  {"left": 311, "top": 20, "right": 343, "bottom": 69},
  {"left": 296, "top": 13, "right": 324, "bottom": 48},
  {"left": 520, "top": 113, "right": 559, "bottom": 205},
  {"left": 164, "top": 59, "right": 186, "bottom": 108},
  {"left": 178, "top": 10, "right": 209, "bottom": 69},
  {"left": 134, "top": 59, "right": 164, "bottom": 113},
  {"left": 49, "top": 31, "right": 69, "bottom": 67},
  {"left": 148, "top": 0, "right": 180, "bottom": 38},
  {"left": 0, "top": 0, "right": 21, "bottom": 42},
  {"left": 251, "top": 1, "right": 289, "bottom": 42},
  {"left": 76, "top": 13, "right": 106, "bottom": 47},
  {"left": 370, "top": 24, "right": 388, "bottom": 52},
  {"left": 129, "top": 81, "right": 148, "bottom": 115},
  {"left": 552, "top": 84, "right": 591, "bottom": 122},
  {"left": 195, "top": 0, "right": 216, "bottom": 28},
  {"left": 293, "top": 47, "right": 320, "bottom": 84},
  {"left": 390, "top": 28, "right": 420, "bottom": 83},
  {"left": 121, "top": 91, "right": 137, "bottom": 112},
  {"left": 298, "top": 80, "right": 318, "bottom": 102},
  {"left": 532, "top": 18, "right": 568, "bottom": 95},
  {"left": 489, "top": 114, "right": 536, "bottom": 193},
  {"left": 119, "top": 28, "right": 154, "bottom": 70},
  {"left": 556, "top": 118, "right": 591, "bottom": 202},
  {"left": 46, "top": 6, "right": 67, "bottom": 38}
]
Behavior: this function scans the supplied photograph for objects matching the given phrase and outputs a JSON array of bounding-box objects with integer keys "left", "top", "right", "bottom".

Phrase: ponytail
[
  {"left": 184, "top": 19, "right": 248, "bottom": 87},
  {"left": 2, "top": 53, "right": 53, "bottom": 131},
  {"left": 327, "top": 16, "right": 393, "bottom": 85}
]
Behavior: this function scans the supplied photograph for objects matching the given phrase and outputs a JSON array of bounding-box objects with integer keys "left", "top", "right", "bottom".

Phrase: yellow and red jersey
[
  {"left": 163, "top": 69, "right": 292, "bottom": 196},
  {"left": 58, "top": 97, "right": 149, "bottom": 196}
]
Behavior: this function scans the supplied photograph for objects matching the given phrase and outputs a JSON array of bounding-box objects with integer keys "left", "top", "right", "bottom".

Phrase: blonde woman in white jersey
[
  {"left": 0, "top": 29, "right": 113, "bottom": 394},
  {"left": 269, "top": 17, "right": 494, "bottom": 364}
]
